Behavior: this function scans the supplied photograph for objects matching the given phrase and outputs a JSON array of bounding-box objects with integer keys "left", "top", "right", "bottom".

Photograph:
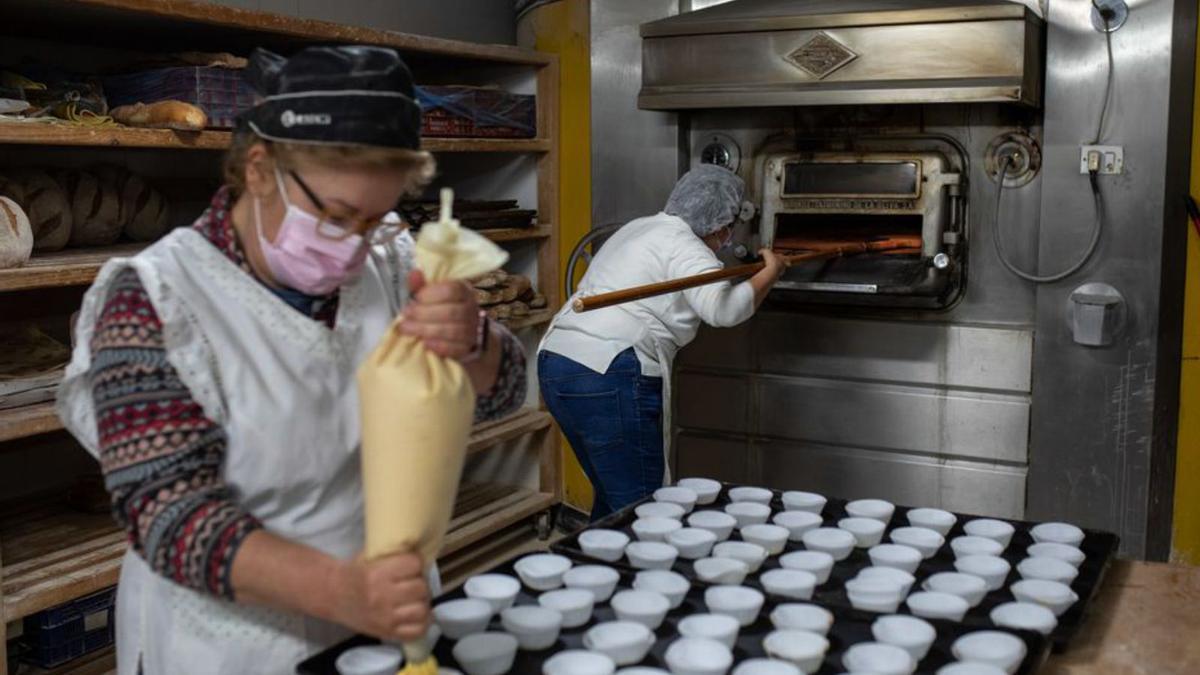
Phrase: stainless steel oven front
[{"left": 760, "top": 151, "right": 963, "bottom": 309}]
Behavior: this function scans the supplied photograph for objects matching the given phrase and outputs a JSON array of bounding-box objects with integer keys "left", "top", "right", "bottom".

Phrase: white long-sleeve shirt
[{"left": 539, "top": 212, "right": 755, "bottom": 377}]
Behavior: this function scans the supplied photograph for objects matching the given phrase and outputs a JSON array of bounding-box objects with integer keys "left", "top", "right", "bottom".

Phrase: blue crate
[
  {"left": 24, "top": 588, "right": 115, "bottom": 632},
  {"left": 20, "top": 588, "right": 116, "bottom": 669}
]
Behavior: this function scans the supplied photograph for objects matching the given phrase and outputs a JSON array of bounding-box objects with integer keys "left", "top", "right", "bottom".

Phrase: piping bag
[{"left": 357, "top": 188, "right": 508, "bottom": 675}]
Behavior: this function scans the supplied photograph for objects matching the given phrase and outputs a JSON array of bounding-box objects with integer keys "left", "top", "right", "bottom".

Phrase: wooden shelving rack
[{"left": 0, "top": 2, "right": 562, "bottom": 673}]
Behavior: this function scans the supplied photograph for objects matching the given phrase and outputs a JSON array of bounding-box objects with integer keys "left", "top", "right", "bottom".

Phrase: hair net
[{"left": 664, "top": 165, "right": 745, "bottom": 237}]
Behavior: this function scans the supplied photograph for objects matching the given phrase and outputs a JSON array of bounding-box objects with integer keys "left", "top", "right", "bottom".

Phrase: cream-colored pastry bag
[{"left": 358, "top": 188, "right": 508, "bottom": 564}]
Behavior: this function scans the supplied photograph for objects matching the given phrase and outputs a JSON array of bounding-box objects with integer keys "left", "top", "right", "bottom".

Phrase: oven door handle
[{"left": 775, "top": 281, "right": 881, "bottom": 293}]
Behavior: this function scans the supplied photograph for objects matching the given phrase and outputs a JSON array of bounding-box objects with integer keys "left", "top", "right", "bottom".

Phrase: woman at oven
[
  {"left": 56, "top": 46, "right": 526, "bottom": 675},
  {"left": 538, "top": 165, "right": 784, "bottom": 519}
]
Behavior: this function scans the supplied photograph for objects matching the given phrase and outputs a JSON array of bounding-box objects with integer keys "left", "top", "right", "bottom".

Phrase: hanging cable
[
  {"left": 992, "top": 155, "right": 1104, "bottom": 283},
  {"left": 991, "top": 7, "right": 1113, "bottom": 283},
  {"left": 1090, "top": 7, "right": 1116, "bottom": 144}
]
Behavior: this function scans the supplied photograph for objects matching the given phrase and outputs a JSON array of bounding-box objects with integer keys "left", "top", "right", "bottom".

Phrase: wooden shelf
[
  {"left": 0, "top": 484, "right": 552, "bottom": 621},
  {"left": 4, "top": 0, "right": 553, "bottom": 67},
  {"left": 3, "top": 402, "right": 554, "bottom": 451},
  {"left": 441, "top": 482, "right": 555, "bottom": 557},
  {"left": 19, "top": 646, "right": 115, "bottom": 675},
  {"left": 480, "top": 224, "right": 553, "bottom": 243},
  {"left": 0, "top": 123, "right": 230, "bottom": 150},
  {"left": 1, "top": 498, "right": 124, "bottom": 622},
  {"left": 0, "top": 3, "right": 561, "bottom": 673},
  {"left": 0, "top": 403, "right": 61, "bottom": 444},
  {"left": 467, "top": 408, "right": 553, "bottom": 455},
  {"left": 0, "top": 244, "right": 145, "bottom": 293},
  {"left": 501, "top": 309, "right": 555, "bottom": 331},
  {"left": 0, "top": 124, "right": 550, "bottom": 154},
  {"left": 0, "top": 227, "right": 551, "bottom": 294},
  {"left": 424, "top": 138, "right": 551, "bottom": 154}
]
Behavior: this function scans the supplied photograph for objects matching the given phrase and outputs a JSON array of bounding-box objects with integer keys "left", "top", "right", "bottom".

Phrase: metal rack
[{"left": 0, "top": 2, "right": 562, "bottom": 672}]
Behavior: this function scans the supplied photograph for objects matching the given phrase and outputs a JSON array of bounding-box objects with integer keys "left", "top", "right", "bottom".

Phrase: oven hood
[{"left": 639, "top": 0, "right": 1044, "bottom": 110}]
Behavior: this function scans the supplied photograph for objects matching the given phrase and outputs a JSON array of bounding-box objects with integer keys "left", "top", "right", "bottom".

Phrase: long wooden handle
[{"left": 571, "top": 248, "right": 843, "bottom": 313}]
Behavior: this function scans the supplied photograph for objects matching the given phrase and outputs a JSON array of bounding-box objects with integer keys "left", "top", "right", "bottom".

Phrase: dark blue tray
[
  {"left": 297, "top": 555, "right": 1050, "bottom": 675},
  {"left": 552, "top": 483, "right": 1119, "bottom": 650}
]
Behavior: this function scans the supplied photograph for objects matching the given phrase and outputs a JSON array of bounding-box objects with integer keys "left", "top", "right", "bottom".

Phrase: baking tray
[
  {"left": 296, "top": 555, "right": 1050, "bottom": 675},
  {"left": 552, "top": 484, "right": 1119, "bottom": 650}
]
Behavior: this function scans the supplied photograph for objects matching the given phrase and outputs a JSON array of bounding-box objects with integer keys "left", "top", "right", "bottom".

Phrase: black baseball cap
[{"left": 240, "top": 45, "right": 421, "bottom": 150}]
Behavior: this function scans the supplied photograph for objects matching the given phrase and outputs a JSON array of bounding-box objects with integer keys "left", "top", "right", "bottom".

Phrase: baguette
[{"left": 111, "top": 100, "right": 207, "bottom": 131}]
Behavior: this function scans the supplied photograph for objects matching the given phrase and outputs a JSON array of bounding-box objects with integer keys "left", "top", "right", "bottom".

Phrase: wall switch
[{"left": 1079, "top": 145, "right": 1124, "bottom": 174}]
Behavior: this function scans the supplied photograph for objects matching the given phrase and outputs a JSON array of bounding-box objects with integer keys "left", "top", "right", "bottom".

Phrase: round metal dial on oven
[
  {"left": 697, "top": 132, "right": 742, "bottom": 173},
  {"left": 1090, "top": 0, "right": 1128, "bottom": 32},
  {"left": 985, "top": 131, "right": 1041, "bottom": 188}
]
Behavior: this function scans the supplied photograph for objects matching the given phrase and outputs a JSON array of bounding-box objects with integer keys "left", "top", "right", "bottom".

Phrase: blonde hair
[{"left": 222, "top": 131, "right": 435, "bottom": 196}]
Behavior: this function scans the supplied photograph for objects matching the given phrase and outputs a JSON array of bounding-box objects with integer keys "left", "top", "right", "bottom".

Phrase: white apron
[
  {"left": 57, "top": 226, "right": 432, "bottom": 675},
  {"left": 539, "top": 293, "right": 678, "bottom": 485}
]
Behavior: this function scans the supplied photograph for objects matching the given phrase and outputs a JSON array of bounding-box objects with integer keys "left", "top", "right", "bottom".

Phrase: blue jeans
[{"left": 539, "top": 347, "right": 664, "bottom": 520}]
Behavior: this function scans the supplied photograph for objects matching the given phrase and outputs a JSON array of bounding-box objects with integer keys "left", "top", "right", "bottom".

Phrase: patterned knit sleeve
[
  {"left": 472, "top": 323, "right": 528, "bottom": 423},
  {"left": 88, "top": 267, "right": 261, "bottom": 599}
]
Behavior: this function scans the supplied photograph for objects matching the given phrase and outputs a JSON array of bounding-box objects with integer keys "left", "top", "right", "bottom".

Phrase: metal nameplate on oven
[
  {"left": 786, "top": 198, "right": 918, "bottom": 211},
  {"left": 776, "top": 281, "right": 880, "bottom": 293}
]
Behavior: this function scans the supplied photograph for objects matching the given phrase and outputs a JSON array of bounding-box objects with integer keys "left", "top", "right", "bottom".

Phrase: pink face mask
[{"left": 254, "top": 169, "right": 369, "bottom": 295}]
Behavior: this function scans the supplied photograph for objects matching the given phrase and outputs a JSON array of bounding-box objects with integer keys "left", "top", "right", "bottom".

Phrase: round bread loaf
[
  {"left": 90, "top": 165, "right": 131, "bottom": 225},
  {"left": 57, "top": 169, "right": 122, "bottom": 246},
  {"left": 94, "top": 164, "right": 170, "bottom": 241},
  {"left": 12, "top": 169, "right": 72, "bottom": 251},
  {"left": 0, "top": 195, "right": 33, "bottom": 268}
]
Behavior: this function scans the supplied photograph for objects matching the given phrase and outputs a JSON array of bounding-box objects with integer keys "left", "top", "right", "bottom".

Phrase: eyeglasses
[{"left": 287, "top": 170, "right": 404, "bottom": 243}]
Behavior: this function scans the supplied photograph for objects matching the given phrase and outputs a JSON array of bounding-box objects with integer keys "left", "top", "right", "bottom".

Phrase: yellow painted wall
[
  {"left": 521, "top": 0, "right": 595, "bottom": 513},
  {"left": 1173, "top": 18, "right": 1200, "bottom": 566}
]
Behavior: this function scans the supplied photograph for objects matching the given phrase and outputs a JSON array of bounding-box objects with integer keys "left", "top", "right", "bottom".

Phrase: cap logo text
[{"left": 280, "top": 110, "right": 332, "bottom": 127}]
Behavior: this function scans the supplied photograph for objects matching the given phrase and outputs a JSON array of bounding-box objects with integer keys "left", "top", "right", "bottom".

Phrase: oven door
[{"left": 760, "top": 152, "right": 963, "bottom": 309}]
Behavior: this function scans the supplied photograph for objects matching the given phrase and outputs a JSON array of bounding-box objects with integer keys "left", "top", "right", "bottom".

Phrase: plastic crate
[
  {"left": 102, "top": 66, "right": 256, "bottom": 128},
  {"left": 20, "top": 588, "right": 116, "bottom": 669},
  {"left": 416, "top": 85, "right": 535, "bottom": 139}
]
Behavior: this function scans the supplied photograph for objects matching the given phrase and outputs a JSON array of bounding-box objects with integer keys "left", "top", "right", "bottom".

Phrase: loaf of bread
[
  {"left": 123, "top": 181, "right": 170, "bottom": 241},
  {"left": 475, "top": 287, "right": 505, "bottom": 306},
  {"left": 92, "top": 164, "right": 170, "bottom": 241},
  {"left": 0, "top": 196, "right": 33, "bottom": 268},
  {"left": 529, "top": 293, "right": 547, "bottom": 310},
  {"left": 12, "top": 170, "right": 72, "bottom": 251},
  {"left": 472, "top": 273, "right": 502, "bottom": 290},
  {"left": 500, "top": 275, "right": 532, "bottom": 303},
  {"left": 56, "top": 169, "right": 122, "bottom": 247},
  {"left": 110, "top": 100, "right": 207, "bottom": 131},
  {"left": 88, "top": 166, "right": 130, "bottom": 224}
]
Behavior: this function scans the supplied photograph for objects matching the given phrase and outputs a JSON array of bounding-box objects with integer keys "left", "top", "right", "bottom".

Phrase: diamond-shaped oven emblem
[{"left": 785, "top": 32, "right": 858, "bottom": 79}]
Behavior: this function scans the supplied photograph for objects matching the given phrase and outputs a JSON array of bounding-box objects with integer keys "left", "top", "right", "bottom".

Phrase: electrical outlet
[{"left": 1079, "top": 145, "right": 1124, "bottom": 174}]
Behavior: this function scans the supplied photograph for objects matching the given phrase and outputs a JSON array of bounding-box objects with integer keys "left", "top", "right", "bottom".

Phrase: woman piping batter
[{"left": 56, "top": 46, "right": 526, "bottom": 674}]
